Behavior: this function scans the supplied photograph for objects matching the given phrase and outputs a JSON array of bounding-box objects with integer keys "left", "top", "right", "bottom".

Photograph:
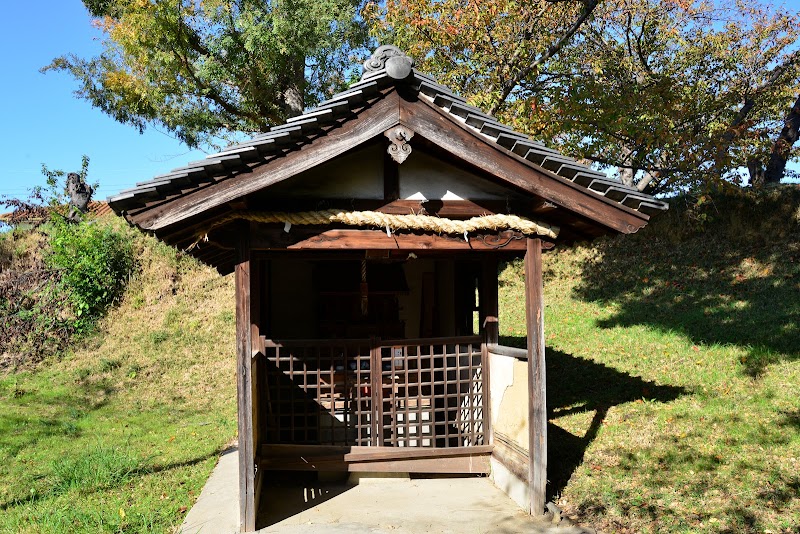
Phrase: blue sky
[
  {"left": 2, "top": 2, "right": 798, "bottom": 203},
  {"left": 0, "top": 1, "right": 204, "bottom": 202}
]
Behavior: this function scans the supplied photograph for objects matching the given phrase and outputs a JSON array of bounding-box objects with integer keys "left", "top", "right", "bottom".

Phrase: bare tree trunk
[
  {"left": 747, "top": 159, "right": 766, "bottom": 188},
  {"left": 616, "top": 145, "right": 643, "bottom": 189},
  {"left": 619, "top": 167, "right": 636, "bottom": 187},
  {"left": 282, "top": 55, "right": 305, "bottom": 118},
  {"left": 764, "top": 94, "right": 800, "bottom": 184},
  {"left": 66, "top": 172, "right": 93, "bottom": 223}
]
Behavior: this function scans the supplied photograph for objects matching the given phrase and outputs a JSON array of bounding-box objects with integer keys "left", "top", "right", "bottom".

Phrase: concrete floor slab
[
  {"left": 178, "top": 448, "right": 239, "bottom": 534},
  {"left": 180, "top": 448, "right": 591, "bottom": 534}
]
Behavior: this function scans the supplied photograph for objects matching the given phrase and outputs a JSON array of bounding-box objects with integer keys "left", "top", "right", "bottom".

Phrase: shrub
[{"left": 46, "top": 219, "right": 136, "bottom": 332}]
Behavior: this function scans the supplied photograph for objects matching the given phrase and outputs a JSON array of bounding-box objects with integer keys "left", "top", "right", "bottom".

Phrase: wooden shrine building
[{"left": 109, "top": 46, "right": 667, "bottom": 532}]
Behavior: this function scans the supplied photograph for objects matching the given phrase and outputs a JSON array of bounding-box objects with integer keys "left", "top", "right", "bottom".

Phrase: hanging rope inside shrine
[
  {"left": 360, "top": 259, "right": 369, "bottom": 316},
  {"left": 188, "top": 209, "right": 560, "bottom": 250}
]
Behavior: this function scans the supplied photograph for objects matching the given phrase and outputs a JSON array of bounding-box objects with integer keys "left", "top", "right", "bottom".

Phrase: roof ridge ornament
[{"left": 363, "top": 45, "right": 414, "bottom": 80}]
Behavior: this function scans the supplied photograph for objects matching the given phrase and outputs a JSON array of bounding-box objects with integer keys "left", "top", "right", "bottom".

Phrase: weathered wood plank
[
  {"left": 401, "top": 96, "right": 649, "bottom": 234},
  {"left": 213, "top": 226, "right": 553, "bottom": 252},
  {"left": 492, "top": 431, "right": 530, "bottom": 485},
  {"left": 249, "top": 252, "right": 263, "bottom": 518},
  {"left": 348, "top": 455, "right": 490, "bottom": 474},
  {"left": 344, "top": 445, "right": 493, "bottom": 461},
  {"left": 481, "top": 258, "right": 499, "bottom": 345},
  {"left": 235, "top": 224, "right": 256, "bottom": 532},
  {"left": 258, "top": 444, "right": 493, "bottom": 473},
  {"left": 481, "top": 258, "right": 498, "bottom": 447},
  {"left": 487, "top": 344, "right": 528, "bottom": 360},
  {"left": 258, "top": 455, "right": 491, "bottom": 474},
  {"left": 524, "top": 238, "right": 547, "bottom": 516}
]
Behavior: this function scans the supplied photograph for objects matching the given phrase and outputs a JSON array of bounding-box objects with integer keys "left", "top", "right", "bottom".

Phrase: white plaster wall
[
  {"left": 488, "top": 352, "right": 532, "bottom": 512},
  {"left": 399, "top": 151, "right": 514, "bottom": 201},
  {"left": 268, "top": 145, "right": 384, "bottom": 199},
  {"left": 490, "top": 353, "right": 530, "bottom": 450}
]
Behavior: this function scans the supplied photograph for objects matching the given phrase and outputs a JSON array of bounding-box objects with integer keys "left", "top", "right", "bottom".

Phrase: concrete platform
[{"left": 179, "top": 448, "right": 591, "bottom": 534}]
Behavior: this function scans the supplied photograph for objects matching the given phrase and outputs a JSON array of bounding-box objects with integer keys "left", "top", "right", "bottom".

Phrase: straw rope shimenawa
[{"left": 190, "top": 209, "right": 560, "bottom": 249}]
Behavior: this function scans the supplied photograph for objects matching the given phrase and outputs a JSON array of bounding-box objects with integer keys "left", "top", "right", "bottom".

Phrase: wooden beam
[
  {"left": 487, "top": 344, "right": 528, "bottom": 360},
  {"left": 400, "top": 97, "right": 649, "bottom": 234},
  {"left": 344, "top": 445, "right": 492, "bottom": 461},
  {"left": 249, "top": 252, "right": 263, "bottom": 518},
  {"left": 135, "top": 92, "right": 402, "bottom": 231},
  {"left": 235, "top": 224, "right": 256, "bottom": 532},
  {"left": 492, "top": 431, "right": 531, "bottom": 486},
  {"left": 481, "top": 258, "right": 499, "bottom": 345},
  {"left": 212, "top": 226, "right": 555, "bottom": 252},
  {"left": 524, "top": 238, "right": 547, "bottom": 516},
  {"left": 290, "top": 229, "right": 533, "bottom": 251},
  {"left": 258, "top": 444, "right": 493, "bottom": 474}
]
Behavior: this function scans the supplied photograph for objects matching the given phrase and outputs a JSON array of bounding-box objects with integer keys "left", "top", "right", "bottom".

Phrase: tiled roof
[
  {"left": 109, "top": 47, "right": 667, "bottom": 217},
  {"left": 0, "top": 201, "right": 112, "bottom": 224}
]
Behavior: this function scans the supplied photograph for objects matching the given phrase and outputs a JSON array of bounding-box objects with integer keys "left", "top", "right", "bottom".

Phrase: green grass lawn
[
  {"left": 0, "top": 236, "right": 237, "bottom": 533},
  {"left": 1, "top": 190, "right": 799, "bottom": 533},
  {"left": 497, "top": 194, "right": 800, "bottom": 533}
]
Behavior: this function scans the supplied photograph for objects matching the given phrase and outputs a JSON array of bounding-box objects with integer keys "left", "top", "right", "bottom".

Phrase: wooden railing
[
  {"left": 256, "top": 336, "right": 487, "bottom": 449},
  {"left": 486, "top": 343, "right": 528, "bottom": 360}
]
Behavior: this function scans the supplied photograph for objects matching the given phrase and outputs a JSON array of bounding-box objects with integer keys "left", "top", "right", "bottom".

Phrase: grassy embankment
[
  {"left": 498, "top": 188, "right": 800, "bottom": 533},
  {"left": 1, "top": 188, "right": 799, "bottom": 533},
  {"left": 0, "top": 229, "right": 237, "bottom": 533}
]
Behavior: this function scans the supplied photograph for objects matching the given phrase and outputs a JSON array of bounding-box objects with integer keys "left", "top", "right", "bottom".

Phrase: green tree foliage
[
  {"left": 376, "top": 0, "right": 800, "bottom": 193},
  {"left": 45, "top": 0, "right": 371, "bottom": 148},
  {"left": 368, "top": 0, "right": 600, "bottom": 116}
]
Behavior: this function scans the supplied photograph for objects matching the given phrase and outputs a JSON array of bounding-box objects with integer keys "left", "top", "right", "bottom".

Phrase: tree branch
[{"left": 490, "top": 0, "right": 599, "bottom": 114}]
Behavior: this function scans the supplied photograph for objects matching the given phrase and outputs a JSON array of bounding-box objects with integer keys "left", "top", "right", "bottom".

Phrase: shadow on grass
[
  {"left": 0, "top": 445, "right": 224, "bottom": 512},
  {"left": 571, "top": 227, "right": 800, "bottom": 377},
  {"left": 498, "top": 337, "right": 686, "bottom": 501}
]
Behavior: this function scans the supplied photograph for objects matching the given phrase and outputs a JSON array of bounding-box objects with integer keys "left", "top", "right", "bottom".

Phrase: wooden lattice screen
[{"left": 260, "top": 336, "right": 486, "bottom": 448}]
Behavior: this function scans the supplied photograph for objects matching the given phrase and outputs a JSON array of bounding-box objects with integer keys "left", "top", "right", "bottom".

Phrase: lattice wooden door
[{"left": 261, "top": 336, "right": 487, "bottom": 449}]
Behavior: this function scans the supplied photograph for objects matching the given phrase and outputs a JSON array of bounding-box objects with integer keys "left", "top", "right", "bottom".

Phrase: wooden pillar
[
  {"left": 481, "top": 258, "right": 499, "bottom": 345},
  {"left": 250, "top": 257, "right": 264, "bottom": 517},
  {"left": 524, "top": 238, "right": 547, "bottom": 515},
  {"left": 481, "top": 258, "right": 499, "bottom": 446},
  {"left": 235, "top": 224, "right": 256, "bottom": 532}
]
